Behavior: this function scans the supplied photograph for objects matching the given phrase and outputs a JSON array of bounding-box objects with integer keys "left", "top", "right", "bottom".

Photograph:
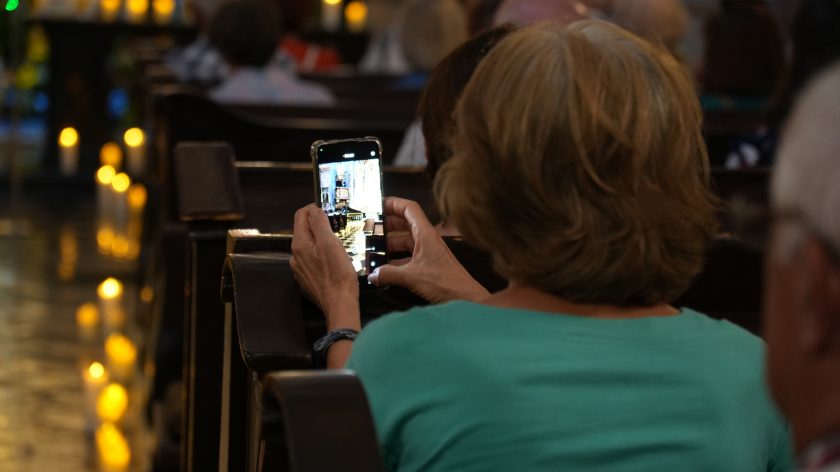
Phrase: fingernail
[{"left": 368, "top": 268, "right": 380, "bottom": 286}]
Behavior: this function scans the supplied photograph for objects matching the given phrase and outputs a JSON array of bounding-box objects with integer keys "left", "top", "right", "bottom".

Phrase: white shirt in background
[{"left": 210, "top": 66, "right": 334, "bottom": 106}]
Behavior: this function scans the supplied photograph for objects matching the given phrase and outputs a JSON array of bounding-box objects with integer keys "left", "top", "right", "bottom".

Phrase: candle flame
[
  {"left": 153, "top": 0, "right": 174, "bottom": 17},
  {"left": 100, "top": 0, "right": 120, "bottom": 13},
  {"left": 127, "top": 184, "right": 147, "bottom": 209},
  {"left": 100, "top": 142, "right": 123, "bottom": 168},
  {"left": 97, "top": 383, "right": 129, "bottom": 422},
  {"left": 105, "top": 333, "right": 137, "bottom": 365},
  {"left": 123, "top": 127, "right": 144, "bottom": 147},
  {"left": 96, "top": 422, "right": 131, "bottom": 469},
  {"left": 111, "top": 173, "right": 131, "bottom": 193},
  {"left": 89, "top": 361, "right": 106, "bottom": 380},
  {"left": 96, "top": 165, "right": 116, "bottom": 185},
  {"left": 324, "top": 0, "right": 341, "bottom": 5},
  {"left": 58, "top": 127, "right": 78, "bottom": 147},
  {"left": 76, "top": 302, "right": 99, "bottom": 327},
  {"left": 98, "top": 277, "right": 123, "bottom": 299},
  {"left": 345, "top": 1, "right": 367, "bottom": 26}
]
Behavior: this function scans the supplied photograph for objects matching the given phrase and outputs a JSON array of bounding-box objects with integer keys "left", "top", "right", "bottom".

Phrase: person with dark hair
[
  {"left": 725, "top": 0, "right": 840, "bottom": 168},
  {"left": 700, "top": 0, "right": 785, "bottom": 109},
  {"left": 207, "top": 0, "right": 333, "bottom": 105},
  {"left": 466, "top": 0, "right": 505, "bottom": 34}
]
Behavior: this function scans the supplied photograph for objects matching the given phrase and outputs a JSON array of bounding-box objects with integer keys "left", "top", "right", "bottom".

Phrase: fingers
[
  {"left": 368, "top": 263, "right": 405, "bottom": 288},
  {"left": 305, "top": 205, "right": 336, "bottom": 241},
  {"left": 384, "top": 197, "right": 436, "bottom": 237},
  {"left": 292, "top": 205, "right": 316, "bottom": 251},
  {"left": 387, "top": 231, "right": 415, "bottom": 253}
]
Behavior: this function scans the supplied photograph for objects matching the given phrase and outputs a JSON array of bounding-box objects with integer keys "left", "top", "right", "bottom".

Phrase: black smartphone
[{"left": 311, "top": 137, "right": 387, "bottom": 283}]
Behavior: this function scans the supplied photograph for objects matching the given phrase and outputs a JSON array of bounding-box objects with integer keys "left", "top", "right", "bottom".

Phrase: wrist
[{"left": 324, "top": 299, "right": 361, "bottom": 332}]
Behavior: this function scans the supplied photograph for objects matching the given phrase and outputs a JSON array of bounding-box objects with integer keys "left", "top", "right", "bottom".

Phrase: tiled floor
[{"left": 0, "top": 186, "right": 142, "bottom": 471}]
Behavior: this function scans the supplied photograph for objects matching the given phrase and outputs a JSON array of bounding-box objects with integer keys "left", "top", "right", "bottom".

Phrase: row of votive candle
[
  {"left": 82, "top": 360, "right": 132, "bottom": 471},
  {"left": 59, "top": 127, "right": 146, "bottom": 177}
]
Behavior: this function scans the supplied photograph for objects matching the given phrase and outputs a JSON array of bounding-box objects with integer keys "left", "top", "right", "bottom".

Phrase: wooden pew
[
  {"left": 171, "top": 143, "right": 432, "bottom": 471},
  {"left": 261, "top": 370, "right": 385, "bottom": 472}
]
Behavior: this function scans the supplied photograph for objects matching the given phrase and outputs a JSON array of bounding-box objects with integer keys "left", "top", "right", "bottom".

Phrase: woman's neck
[{"left": 482, "top": 282, "right": 679, "bottom": 319}]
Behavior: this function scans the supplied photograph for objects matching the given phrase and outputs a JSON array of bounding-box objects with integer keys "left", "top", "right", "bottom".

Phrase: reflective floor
[{"left": 0, "top": 186, "right": 143, "bottom": 471}]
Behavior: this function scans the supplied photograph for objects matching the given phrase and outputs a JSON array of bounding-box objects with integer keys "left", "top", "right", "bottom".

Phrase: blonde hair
[
  {"left": 400, "top": 0, "right": 469, "bottom": 71},
  {"left": 436, "top": 20, "right": 716, "bottom": 306}
]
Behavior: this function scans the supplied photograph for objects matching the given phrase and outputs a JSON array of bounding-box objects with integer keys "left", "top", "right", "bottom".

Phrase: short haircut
[
  {"left": 418, "top": 24, "right": 515, "bottom": 182},
  {"left": 209, "top": 0, "right": 282, "bottom": 67},
  {"left": 436, "top": 20, "right": 717, "bottom": 306},
  {"left": 773, "top": 63, "right": 840, "bottom": 256}
]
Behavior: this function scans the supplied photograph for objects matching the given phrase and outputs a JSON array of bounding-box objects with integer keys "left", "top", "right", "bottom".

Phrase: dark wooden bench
[{"left": 170, "top": 143, "right": 432, "bottom": 471}]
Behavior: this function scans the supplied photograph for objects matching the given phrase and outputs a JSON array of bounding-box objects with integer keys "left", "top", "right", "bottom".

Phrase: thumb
[{"left": 368, "top": 263, "right": 406, "bottom": 288}]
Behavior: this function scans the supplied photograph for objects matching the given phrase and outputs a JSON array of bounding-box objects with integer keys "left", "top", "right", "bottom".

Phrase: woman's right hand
[{"left": 368, "top": 197, "right": 489, "bottom": 304}]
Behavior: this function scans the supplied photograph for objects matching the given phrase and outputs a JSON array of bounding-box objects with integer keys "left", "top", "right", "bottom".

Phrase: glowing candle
[
  {"left": 83, "top": 362, "right": 109, "bottom": 430},
  {"left": 344, "top": 1, "right": 367, "bottom": 33},
  {"left": 96, "top": 383, "right": 129, "bottom": 423},
  {"left": 58, "top": 127, "right": 79, "bottom": 176},
  {"left": 152, "top": 0, "right": 174, "bottom": 23},
  {"left": 100, "top": 142, "right": 123, "bottom": 169},
  {"left": 127, "top": 183, "right": 147, "bottom": 216},
  {"left": 97, "top": 224, "right": 115, "bottom": 256},
  {"left": 57, "top": 227, "right": 78, "bottom": 282},
  {"left": 96, "top": 422, "right": 131, "bottom": 472},
  {"left": 96, "top": 165, "right": 116, "bottom": 227},
  {"left": 98, "top": 278, "right": 124, "bottom": 333},
  {"left": 111, "top": 172, "right": 131, "bottom": 234},
  {"left": 125, "top": 0, "right": 147, "bottom": 22},
  {"left": 124, "top": 127, "right": 145, "bottom": 176},
  {"left": 100, "top": 0, "right": 120, "bottom": 21},
  {"left": 76, "top": 302, "right": 99, "bottom": 343},
  {"left": 322, "top": 0, "right": 342, "bottom": 32},
  {"left": 105, "top": 333, "right": 137, "bottom": 381}
]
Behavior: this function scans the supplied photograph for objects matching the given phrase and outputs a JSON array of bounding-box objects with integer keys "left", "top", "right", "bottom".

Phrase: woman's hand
[
  {"left": 368, "top": 197, "right": 489, "bottom": 303},
  {"left": 290, "top": 205, "right": 361, "bottom": 332}
]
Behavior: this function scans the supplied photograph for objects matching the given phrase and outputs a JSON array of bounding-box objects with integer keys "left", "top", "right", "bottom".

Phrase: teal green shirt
[{"left": 346, "top": 302, "right": 793, "bottom": 472}]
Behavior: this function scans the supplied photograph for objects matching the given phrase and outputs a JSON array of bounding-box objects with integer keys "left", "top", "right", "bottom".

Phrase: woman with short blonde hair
[{"left": 292, "top": 20, "right": 792, "bottom": 471}]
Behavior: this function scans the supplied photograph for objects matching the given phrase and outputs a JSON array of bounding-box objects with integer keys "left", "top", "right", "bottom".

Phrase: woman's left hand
[{"left": 290, "top": 205, "right": 361, "bottom": 331}]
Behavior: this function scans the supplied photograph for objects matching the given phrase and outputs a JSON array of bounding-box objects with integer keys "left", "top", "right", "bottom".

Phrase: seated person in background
[
  {"left": 164, "top": 0, "right": 226, "bottom": 86},
  {"left": 610, "top": 0, "right": 689, "bottom": 59},
  {"left": 276, "top": 0, "right": 342, "bottom": 73},
  {"left": 207, "top": 0, "right": 334, "bottom": 105},
  {"left": 292, "top": 20, "right": 792, "bottom": 471},
  {"left": 492, "top": 0, "right": 588, "bottom": 26},
  {"left": 764, "top": 63, "right": 840, "bottom": 472},
  {"left": 360, "top": 0, "right": 468, "bottom": 76},
  {"left": 393, "top": 25, "right": 514, "bottom": 170},
  {"left": 725, "top": 0, "right": 840, "bottom": 169}
]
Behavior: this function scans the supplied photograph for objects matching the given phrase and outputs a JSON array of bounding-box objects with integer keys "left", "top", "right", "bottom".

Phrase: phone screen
[{"left": 314, "top": 139, "right": 386, "bottom": 278}]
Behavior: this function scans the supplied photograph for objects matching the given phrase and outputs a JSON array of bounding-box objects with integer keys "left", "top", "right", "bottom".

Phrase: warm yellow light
[
  {"left": 96, "top": 422, "right": 131, "bottom": 469},
  {"left": 324, "top": 0, "right": 341, "bottom": 5},
  {"left": 76, "top": 303, "right": 99, "bottom": 327},
  {"left": 126, "top": 0, "right": 147, "bottom": 15},
  {"left": 111, "top": 236, "right": 130, "bottom": 259},
  {"left": 140, "top": 286, "right": 154, "bottom": 303},
  {"left": 105, "top": 334, "right": 137, "bottom": 366},
  {"left": 111, "top": 173, "right": 131, "bottom": 193},
  {"left": 98, "top": 277, "right": 123, "bottom": 300},
  {"left": 123, "top": 127, "right": 144, "bottom": 147},
  {"left": 97, "top": 226, "right": 115, "bottom": 254},
  {"left": 96, "top": 165, "right": 116, "bottom": 185},
  {"left": 58, "top": 127, "right": 78, "bottom": 147},
  {"left": 153, "top": 0, "right": 174, "bottom": 17},
  {"left": 127, "top": 184, "right": 147, "bottom": 209},
  {"left": 345, "top": 1, "right": 367, "bottom": 23},
  {"left": 100, "top": 142, "right": 123, "bottom": 168},
  {"left": 96, "top": 383, "right": 129, "bottom": 422},
  {"left": 88, "top": 361, "right": 106, "bottom": 380}
]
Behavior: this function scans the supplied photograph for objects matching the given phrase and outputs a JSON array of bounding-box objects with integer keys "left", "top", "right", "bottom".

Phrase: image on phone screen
[{"left": 314, "top": 139, "right": 386, "bottom": 277}]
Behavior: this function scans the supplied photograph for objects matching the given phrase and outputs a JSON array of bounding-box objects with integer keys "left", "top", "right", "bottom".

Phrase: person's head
[
  {"left": 436, "top": 20, "right": 717, "bottom": 307},
  {"left": 468, "top": 0, "right": 505, "bottom": 35},
  {"left": 765, "top": 63, "right": 840, "bottom": 453},
  {"left": 208, "top": 0, "right": 282, "bottom": 68},
  {"left": 700, "top": 0, "right": 785, "bottom": 97},
  {"left": 769, "top": 0, "right": 840, "bottom": 126},
  {"left": 493, "top": 0, "right": 588, "bottom": 27},
  {"left": 610, "top": 0, "right": 688, "bottom": 56},
  {"left": 399, "top": 0, "right": 469, "bottom": 72},
  {"left": 418, "top": 24, "right": 515, "bottom": 182}
]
